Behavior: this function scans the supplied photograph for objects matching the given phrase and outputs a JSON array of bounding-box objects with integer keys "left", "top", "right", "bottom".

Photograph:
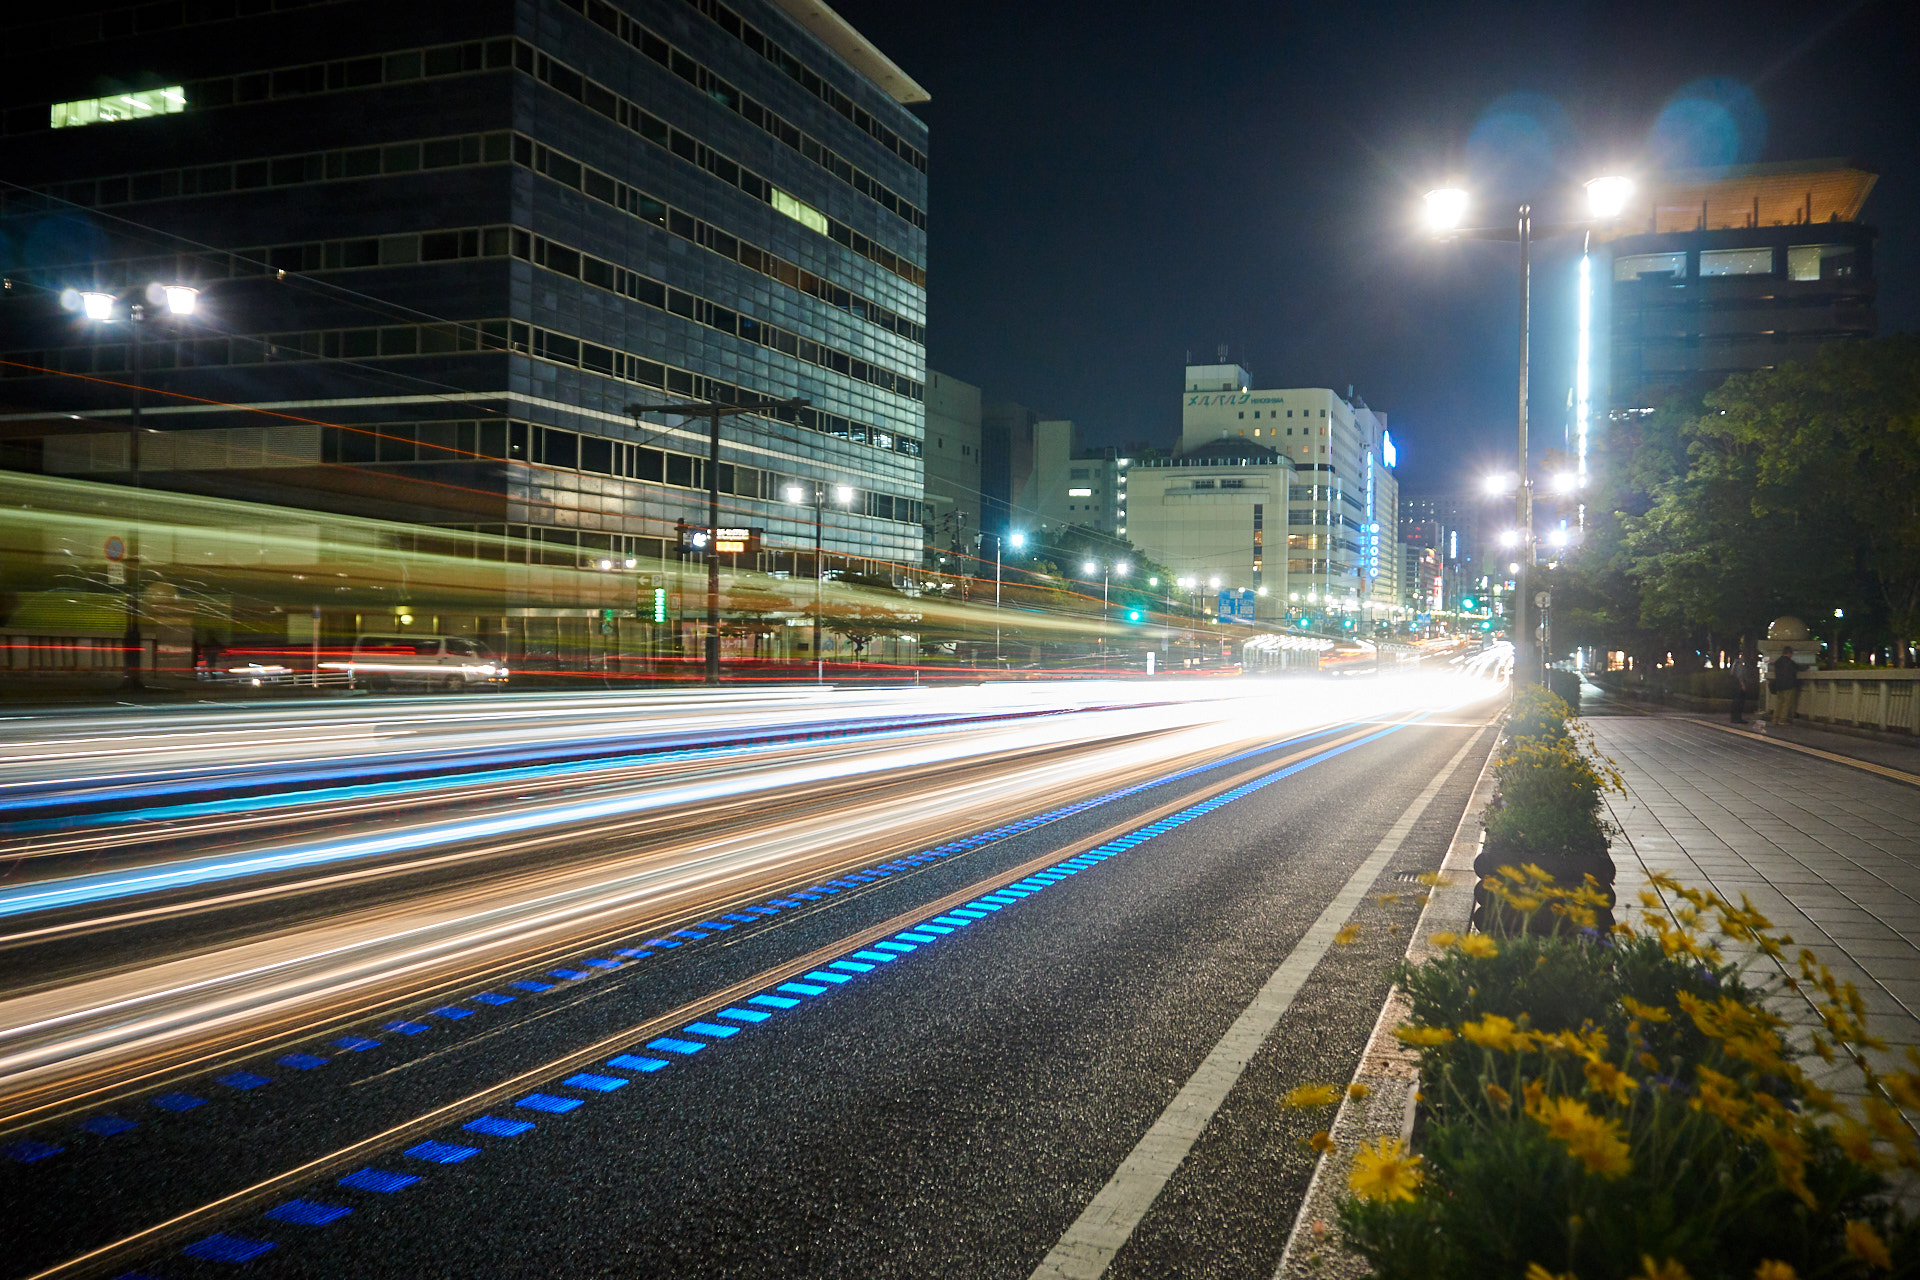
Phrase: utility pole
[{"left": 629, "top": 395, "right": 808, "bottom": 685}]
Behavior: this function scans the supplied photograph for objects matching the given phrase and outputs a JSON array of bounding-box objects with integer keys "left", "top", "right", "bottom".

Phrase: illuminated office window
[
  {"left": 51, "top": 87, "right": 186, "bottom": 129},
  {"left": 770, "top": 186, "right": 828, "bottom": 235}
]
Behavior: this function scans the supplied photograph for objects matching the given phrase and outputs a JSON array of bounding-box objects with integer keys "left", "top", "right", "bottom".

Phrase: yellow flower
[
  {"left": 1428, "top": 931, "right": 1459, "bottom": 948},
  {"left": 1461, "top": 1013, "right": 1534, "bottom": 1053},
  {"left": 1393, "top": 1024, "right": 1454, "bottom": 1047},
  {"left": 1456, "top": 934, "right": 1499, "bottom": 958},
  {"left": 1845, "top": 1220, "right": 1892, "bottom": 1270},
  {"left": 1584, "top": 1058, "right": 1637, "bottom": 1106},
  {"left": 1333, "top": 923, "right": 1361, "bottom": 946},
  {"left": 1528, "top": 1094, "right": 1632, "bottom": 1178},
  {"left": 1752, "top": 1263, "right": 1797, "bottom": 1280},
  {"left": 1526, "top": 1265, "right": 1576, "bottom": 1280},
  {"left": 1347, "top": 1136, "right": 1424, "bottom": 1203},
  {"left": 1347, "top": 1083, "right": 1371, "bottom": 1100},
  {"left": 1633, "top": 1257, "right": 1692, "bottom": 1280},
  {"left": 1834, "top": 1121, "right": 1886, "bottom": 1170},
  {"left": 1485, "top": 1082, "right": 1512, "bottom": 1108},
  {"left": 1882, "top": 1071, "right": 1920, "bottom": 1112},
  {"left": 1302, "top": 1130, "right": 1337, "bottom": 1155},
  {"left": 1282, "top": 1084, "right": 1341, "bottom": 1109},
  {"left": 1415, "top": 871, "right": 1453, "bottom": 887},
  {"left": 1620, "top": 996, "right": 1671, "bottom": 1023}
]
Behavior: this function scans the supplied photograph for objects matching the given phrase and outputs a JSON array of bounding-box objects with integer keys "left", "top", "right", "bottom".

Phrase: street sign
[
  {"left": 104, "top": 536, "right": 125, "bottom": 562},
  {"left": 1534, "top": 591, "right": 1552, "bottom": 609},
  {"left": 1215, "top": 589, "right": 1256, "bottom": 623}
]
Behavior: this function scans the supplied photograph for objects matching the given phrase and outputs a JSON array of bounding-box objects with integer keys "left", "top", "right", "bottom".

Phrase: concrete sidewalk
[{"left": 1588, "top": 714, "right": 1920, "bottom": 1096}]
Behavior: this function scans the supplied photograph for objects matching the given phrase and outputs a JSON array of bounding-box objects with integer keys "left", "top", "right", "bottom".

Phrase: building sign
[
  {"left": 678, "top": 526, "right": 762, "bottom": 555},
  {"left": 1381, "top": 429, "right": 1397, "bottom": 469},
  {"left": 1363, "top": 448, "right": 1379, "bottom": 584}
]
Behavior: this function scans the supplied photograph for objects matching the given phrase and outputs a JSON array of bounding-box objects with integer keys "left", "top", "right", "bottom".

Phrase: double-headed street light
[
  {"left": 76, "top": 282, "right": 201, "bottom": 691},
  {"left": 1079, "top": 559, "right": 1130, "bottom": 658},
  {"left": 785, "top": 482, "right": 853, "bottom": 683},
  {"left": 1424, "top": 172, "right": 1631, "bottom": 684}
]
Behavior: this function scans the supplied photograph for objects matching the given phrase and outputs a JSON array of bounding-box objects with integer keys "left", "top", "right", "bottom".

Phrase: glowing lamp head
[
  {"left": 1008, "top": 532, "right": 1026, "bottom": 549},
  {"left": 1585, "top": 174, "right": 1634, "bottom": 221},
  {"left": 1484, "top": 473, "right": 1514, "bottom": 496},
  {"left": 1552, "top": 471, "right": 1579, "bottom": 494},
  {"left": 1115, "top": 562, "right": 1130, "bottom": 576},
  {"left": 1498, "top": 529, "right": 1521, "bottom": 548},
  {"left": 1547, "top": 529, "right": 1569, "bottom": 549},
  {"left": 162, "top": 285, "right": 197, "bottom": 315},
  {"left": 1208, "top": 576, "right": 1221, "bottom": 589},
  {"left": 1424, "top": 186, "right": 1470, "bottom": 232},
  {"left": 599, "top": 559, "right": 613, "bottom": 570},
  {"left": 80, "top": 291, "right": 115, "bottom": 321},
  {"left": 784, "top": 484, "right": 805, "bottom": 503},
  {"left": 1082, "top": 560, "right": 1098, "bottom": 576},
  {"left": 833, "top": 485, "right": 854, "bottom": 505}
]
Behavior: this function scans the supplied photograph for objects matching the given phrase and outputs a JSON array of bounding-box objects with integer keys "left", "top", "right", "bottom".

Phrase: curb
[{"left": 1272, "top": 724, "right": 1501, "bottom": 1279}]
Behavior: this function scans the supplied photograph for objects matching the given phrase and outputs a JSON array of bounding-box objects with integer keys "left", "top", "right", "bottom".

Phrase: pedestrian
[
  {"left": 1765, "top": 646, "right": 1801, "bottom": 731},
  {"left": 1730, "top": 649, "right": 1756, "bottom": 725}
]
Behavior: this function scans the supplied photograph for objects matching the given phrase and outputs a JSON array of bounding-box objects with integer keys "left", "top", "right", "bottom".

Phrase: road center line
[{"left": 1029, "top": 719, "right": 1494, "bottom": 1280}]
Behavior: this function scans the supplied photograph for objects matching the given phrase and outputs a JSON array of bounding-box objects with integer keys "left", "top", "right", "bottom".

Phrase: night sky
[{"left": 832, "top": 0, "right": 1916, "bottom": 494}]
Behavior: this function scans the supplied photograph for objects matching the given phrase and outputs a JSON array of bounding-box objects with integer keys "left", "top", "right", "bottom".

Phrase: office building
[
  {"left": 1124, "top": 437, "right": 1289, "bottom": 622},
  {"left": 1597, "top": 159, "right": 1877, "bottom": 414},
  {"left": 1176, "top": 364, "right": 1399, "bottom": 627},
  {"left": 1030, "top": 418, "right": 1126, "bottom": 540},
  {"left": 0, "top": 0, "right": 930, "bottom": 596},
  {"left": 922, "top": 369, "right": 982, "bottom": 557}
]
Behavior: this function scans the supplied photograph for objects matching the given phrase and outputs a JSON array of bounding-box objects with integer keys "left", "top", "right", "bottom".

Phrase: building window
[
  {"left": 1614, "top": 251, "right": 1686, "bottom": 281},
  {"left": 1788, "top": 244, "right": 1856, "bottom": 281},
  {"left": 770, "top": 186, "right": 829, "bottom": 235},
  {"left": 52, "top": 87, "right": 186, "bottom": 128},
  {"left": 1067, "top": 487, "right": 1093, "bottom": 497},
  {"left": 1700, "top": 247, "right": 1774, "bottom": 277},
  {"left": 1193, "top": 479, "right": 1215, "bottom": 490}
]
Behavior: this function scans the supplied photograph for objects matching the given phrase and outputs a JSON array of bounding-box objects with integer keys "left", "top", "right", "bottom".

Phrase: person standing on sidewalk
[
  {"left": 1765, "top": 646, "right": 1801, "bottom": 731},
  {"left": 1731, "top": 649, "right": 1757, "bottom": 724}
]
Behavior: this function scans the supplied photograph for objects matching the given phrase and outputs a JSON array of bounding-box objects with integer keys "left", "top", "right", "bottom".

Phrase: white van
[{"left": 339, "top": 635, "right": 509, "bottom": 691}]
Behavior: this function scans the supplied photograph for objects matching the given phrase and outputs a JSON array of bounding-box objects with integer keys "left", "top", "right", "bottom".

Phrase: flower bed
[{"left": 1310, "top": 689, "right": 1920, "bottom": 1277}]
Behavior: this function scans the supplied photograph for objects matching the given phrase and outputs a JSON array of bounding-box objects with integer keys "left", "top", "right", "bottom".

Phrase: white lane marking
[{"left": 1029, "top": 721, "right": 1493, "bottom": 1280}]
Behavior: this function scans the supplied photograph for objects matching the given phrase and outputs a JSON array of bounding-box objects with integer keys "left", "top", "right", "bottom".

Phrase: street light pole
[
  {"left": 630, "top": 395, "right": 808, "bottom": 686},
  {"left": 1514, "top": 203, "right": 1535, "bottom": 686},
  {"left": 1424, "top": 175, "right": 1631, "bottom": 685},
  {"left": 810, "top": 488, "right": 824, "bottom": 683}
]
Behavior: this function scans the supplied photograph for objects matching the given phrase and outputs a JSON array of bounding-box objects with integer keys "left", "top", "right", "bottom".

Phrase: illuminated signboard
[
  {"left": 1382, "top": 429, "right": 1397, "bottom": 469},
  {"left": 677, "top": 526, "right": 762, "bottom": 555}
]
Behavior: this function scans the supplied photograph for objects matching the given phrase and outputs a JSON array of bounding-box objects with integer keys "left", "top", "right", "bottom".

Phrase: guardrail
[{"left": 1799, "top": 670, "right": 1920, "bottom": 735}]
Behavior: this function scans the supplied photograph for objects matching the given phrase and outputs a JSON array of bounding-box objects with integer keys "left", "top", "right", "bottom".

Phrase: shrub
[{"left": 1338, "top": 877, "right": 1920, "bottom": 1278}]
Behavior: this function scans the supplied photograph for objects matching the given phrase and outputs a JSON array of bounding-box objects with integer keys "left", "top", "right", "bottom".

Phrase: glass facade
[{"left": 0, "top": 0, "right": 927, "bottom": 569}]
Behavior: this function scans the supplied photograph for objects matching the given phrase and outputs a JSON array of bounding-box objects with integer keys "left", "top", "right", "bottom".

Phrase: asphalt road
[{"left": 1, "top": 679, "right": 1499, "bottom": 1279}]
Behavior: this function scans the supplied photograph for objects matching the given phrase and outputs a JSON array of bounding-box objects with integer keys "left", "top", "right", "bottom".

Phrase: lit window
[
  {"left": 1700, "top": 247, "right": 1773, "bottom": 278},
  {"left": 51, "top": 86, "right": 187, "bottom": 129},
  {"left": 770, "top": 187, "right": 828, "bottom": 235},
  {"left": 1787, "top": 244, "right": 1856, "bottom": 282},
  {"left": 1067, "top": 487, "right": 1093, "bottom": 497}
]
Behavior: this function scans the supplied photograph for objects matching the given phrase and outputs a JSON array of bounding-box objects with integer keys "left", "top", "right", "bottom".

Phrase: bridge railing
[{"left": 1799, "top": 670, "right": 1920, "bottom": 735}]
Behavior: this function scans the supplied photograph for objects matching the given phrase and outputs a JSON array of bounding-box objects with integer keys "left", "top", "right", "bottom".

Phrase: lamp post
[
  {"left": 79, "top": 283, "right": 198, "bottom": 692},
  {"left": 785, "top": 482, "right": 851, "bottom": 683},
  {"left": 995, "top": 530, "right": 1024, "bottom": 666},
  {"left": 1424, "top": 173, "right": 1630, "bottom": 686},
  {"left": 630, "top": 395, "right": 809, "bottom": 685}
]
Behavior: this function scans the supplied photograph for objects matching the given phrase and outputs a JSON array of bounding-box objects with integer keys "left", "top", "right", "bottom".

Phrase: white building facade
[
  {"left": 1177, "top": 365, "right": 1401, "bottom": 630},
  {"left": 1124, "top": 440, "right": 1291, "bottom": 621}
]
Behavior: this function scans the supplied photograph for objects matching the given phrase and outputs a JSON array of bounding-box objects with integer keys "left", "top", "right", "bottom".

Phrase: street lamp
[
  {"left": 1423, "top": 172, "right": 1631, "bottom": 684},
  {"left": 990, "top": 530, "right": 1025, "bottom": 667},
  {"left": 785, "top": 482, "right": 851, "bottom": 683},
  {"left": 77, "top": 282, "right": 200, "bottom": 691}
]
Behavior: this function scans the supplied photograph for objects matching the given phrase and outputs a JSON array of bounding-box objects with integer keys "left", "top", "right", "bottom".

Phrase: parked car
[{"left": 333, "top": 634, "right": 509, "bottom": 691}]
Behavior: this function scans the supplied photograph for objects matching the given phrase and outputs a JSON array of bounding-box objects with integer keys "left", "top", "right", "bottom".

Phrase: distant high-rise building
[
  {"left": 923, "top": 370, "right": 982, "bottom": 556},
  {"left": 1597, "top": 159, "right": 1877, "bottom": 414},
  {"left": 0, "top": 0, "right": 930, "bottom": 578}
]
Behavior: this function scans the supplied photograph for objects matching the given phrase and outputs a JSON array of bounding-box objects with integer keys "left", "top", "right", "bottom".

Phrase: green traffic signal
[
  {"left": 1125, "top": 609, "right": 1143, "bottom": 623},
  {"left": 1461, "top": 595, "right": 1477, "bottom": 610}
]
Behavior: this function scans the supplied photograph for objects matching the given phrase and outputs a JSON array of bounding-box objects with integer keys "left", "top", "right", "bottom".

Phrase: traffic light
[
  {"left": 651, "top": 587, "right": 668, "bottom": 624},
  {"left": 1125, "top": 608, "right": 1144, "bottom": 623},
  {"left": 1461, "top": 595, "right": 1477, "bottom": 611},
  {"left": 599, "top": 607, "right": 616, "bottom": 636}
]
